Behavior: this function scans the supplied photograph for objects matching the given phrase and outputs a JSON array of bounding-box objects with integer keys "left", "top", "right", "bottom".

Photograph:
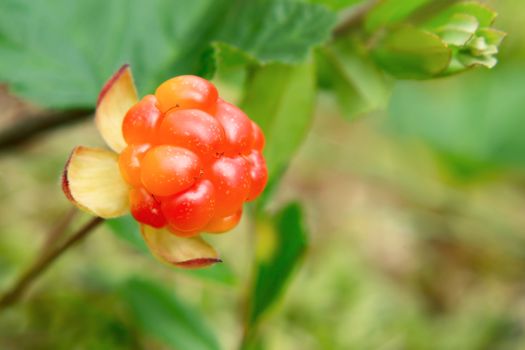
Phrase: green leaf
[
  {"left": 365, "top": 0, "right": 432, "bottom": 32},
  {"left": 424, "top": 1, "right": 497, "bottom": 29},
  {"left": 421, "top": 2, "right": 504, "bottom": 76},
  {"left": 106, "top": 216, "right": 148, "bottom": 253},
  {"left": 477, "top": 28, "right": 506, "bottom": 47},
  {"left": 0, "top": 0, "right": 229, "bottom": 108},
  {"left": 458, "top": 52, "right": 497, "bottom": 69},
  {"left": 241, "top": 62, "right": 316, "bottom": 201},
  {"left": 308, "top": 0, "right": 364, "bottom": 11},
  {"left": 106, "top": 216, "right": 236, "bottom": 285},
  {"left": 199, "top": 42, "right": 255, "bottom": 80},
  {"left": 217, "top": 0, "right": 337, "bottom": 64},
  {"left": 372, "top": 25, "right": 451, "bottom": 79},
  {"left": 247, "top": 202, "right": 308, "bottom": 326},
  {"left": 432, "top": 13, "right": 479, "bottom": 46},
  {"left": 316, "top": 40, "right": 391, "bottom": 120},
  {"left": 0, "top": 0, "right": 335, "bottom": 108},
  {"left": 386, "top": 64, "right": 525, "bottom": 178},
  {"left": 121, "top": 277, "right": 220, "bottom": 350},
  {"left": 184, "top": 262, "right": 237, "bottom": 286}
]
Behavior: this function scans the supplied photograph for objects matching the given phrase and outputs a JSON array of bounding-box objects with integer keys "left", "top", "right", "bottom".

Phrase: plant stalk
[
  {"left": 0, "top": 108, "right": 93, "bottom": 152},
  {"left": 0, "top": 216, "right": 103, "bottom": 310}
]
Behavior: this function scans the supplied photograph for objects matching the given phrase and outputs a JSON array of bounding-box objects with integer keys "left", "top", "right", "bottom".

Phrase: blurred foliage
[
  {"left": 248, "top": 203, "right": 308, "bottom": 327},
  {"left": 106, "top": 216, "right": 148, "bottom": 253},
  {"left": 242, "top": 62, "right": 316, "bottom": 201},
  {"left": 1, "top": 0, "right": 524, "bottom": 349},
  {"left": 365, "top": 0, "right": 432, "bottom": 31},
  {"left": 0, "top": 0, "right": 335, "bottom": 107},
  {"left": 370, "top": 1, "right": 504, "bottom": 78},
  {"left": 121, "top": 278, "right": 220, "bottom": 350},
  {"left": 372, "top": 25, "right": 453, "bottom": 79},
  {"left": 106, "top": 216, "right": 237, "bottom": 285},
  {"left": 388, "top": 63, "right": 525, "bottom": 178},
  {"left": 316, "top": 38, "right": 391, "bottom": 120}
]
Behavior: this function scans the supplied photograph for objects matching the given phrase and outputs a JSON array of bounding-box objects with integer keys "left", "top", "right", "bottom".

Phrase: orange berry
[
  {"left": 162, "top": 179, "right": 216, "bottom": 234},
  {"left": 166, "top": 228, "right": 200, "bottom": 238},
  {"left": 204, "top": 209, "right": 242, "bottom": 234},
  {"left": 209, "top": 156, "right": 250, "bottom": 217},
  {"left": 245, "top": 150, "right": 268, "bottom": 201},
  {"left": 108, "top": 71, "right": 269, "bottom": 236},
  {"left": 155, "top": 75, "right": 218, "bottom": 114},
  {"left": 215, "top": 99, "right": 253, "bottom": 155},
  {"left": 140, "top": 145, "right": 201, "bottom": 196},
  {"left": 130, "top": 187, "right": 166, "bottom": 228},
  {"left": 122, "top": 95, "right": 162, "bottom": 145},
  {"left": 159, "top": 109, "right": 225, "bottom": 160},
  {"left": 251, "top": 121, "right": 265, "bottom": 152},
  {"left": 118, "top": 144, "right": 151, "bottom": 187}
]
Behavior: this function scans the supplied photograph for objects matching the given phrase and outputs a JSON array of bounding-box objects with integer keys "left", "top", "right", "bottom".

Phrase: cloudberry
[
  {"left": 162, "top": 179, "right": 216, "bottom": 234},
  {"left": 118, "top": 75, "right": 267, "bottom": 237},
  {"left": 140, "top": 145, "right": 201, "bottom": 197},
  {"left": 155, "top": 75, "right": 218, "bottom": 114},
  {"left": 129, "top": 187, "right": 166, "bottom": 228},
  {"left": 118, "top": 143, "right": 151, "bottom": 187},
  {"left": 245, "top": 150, "right": 268, "bottom": 201},
  {"left": 215, "top": 99, "right": 254, "bottom": 156},
  {"left": 122, "top": 95, "right": 162, "bottom": 144},
  {"left": 205, "top": 209, "right": 243, "bottom": 234},
  {"left": 209, "top": 156, "right": 251, "bottom": 217},
  {"left": 159, "top": 109, "right": 225, "bottom": 160}
]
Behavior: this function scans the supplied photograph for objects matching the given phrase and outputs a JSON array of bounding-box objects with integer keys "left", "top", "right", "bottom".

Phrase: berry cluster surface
[{"left": 118, "top": 75, "right": 267, "bottom": 237}]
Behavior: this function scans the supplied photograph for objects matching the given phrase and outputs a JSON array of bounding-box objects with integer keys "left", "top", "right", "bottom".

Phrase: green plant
[{"left": 0, "top": 1, "right": 508, "bottom": 349}]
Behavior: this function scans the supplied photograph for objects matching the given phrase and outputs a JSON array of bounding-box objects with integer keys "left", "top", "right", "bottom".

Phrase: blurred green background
[{"left": 1, "top": 0, "right": 525, "bottom": 349}]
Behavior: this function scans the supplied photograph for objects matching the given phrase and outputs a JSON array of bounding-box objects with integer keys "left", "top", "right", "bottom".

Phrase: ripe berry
[
  {"left": 162, "top": 179, "right": 216, "bottom": 235},
  {"left": 140, "top": 145, "right": 201, "bottom": 196},
  {"left": 159, "top": 109, "right": 225, "bottom": 160},
  {"left": 251, "top": 121, "right": 265, "bottom": 152},
  {"left": 118, "top": 144, "right": 151, "bottom": 187},
  {"left": 209, "top": 156, "right": 251, "bottom": 217},
  {"left": 215, "top": 99, "right": 253, "bottom": 156},
  {"left": 245, "top": 150, "right": 268, "bottom": 201},
  {"left": 155, "top": 75, "right": 218, "bottom": 114},
  {"left": 130, "top": 187, "right": 166, "bottom": 228},
  {"left": 205, "top": 209, "right": 242, "bottom": 234},
  {"left": 118, "top": 74, "right": 268, "bottom": 238},
  {"left": 122, "top": 95, "right": 162, "bottom": 145}
]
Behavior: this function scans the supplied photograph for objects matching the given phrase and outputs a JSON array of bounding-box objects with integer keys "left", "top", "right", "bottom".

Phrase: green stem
[
  {"left": 0, "top": 108, "right": 93, "bottom": 152},
  {"left": 0, "top": 216, "right": 103, "bottom": 310},
  {"left": 333, "top": 0, "right": 380, "bottom": 38}
]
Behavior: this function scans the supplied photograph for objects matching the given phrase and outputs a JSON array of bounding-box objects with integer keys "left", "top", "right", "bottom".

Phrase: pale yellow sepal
[
  {"left": 62, "top": 146, "right": 130, "bottom": 218},
  {"left": 141, "top": 225, "right": 221, "bottom": 268},
  {"left": 95, "top": 64, "right": 138, "bottom": 153}
]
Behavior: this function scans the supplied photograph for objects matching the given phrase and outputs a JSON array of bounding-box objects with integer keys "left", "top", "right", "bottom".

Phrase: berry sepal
[
  {"left": 141, "top": 225, "right": 220, "bottom": 268},
  {"left": 95, "top": 64, "right": 138, "bottom": 153},
  {"left": 62, "top": 146, "right": 130, "bottom": 218}
]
